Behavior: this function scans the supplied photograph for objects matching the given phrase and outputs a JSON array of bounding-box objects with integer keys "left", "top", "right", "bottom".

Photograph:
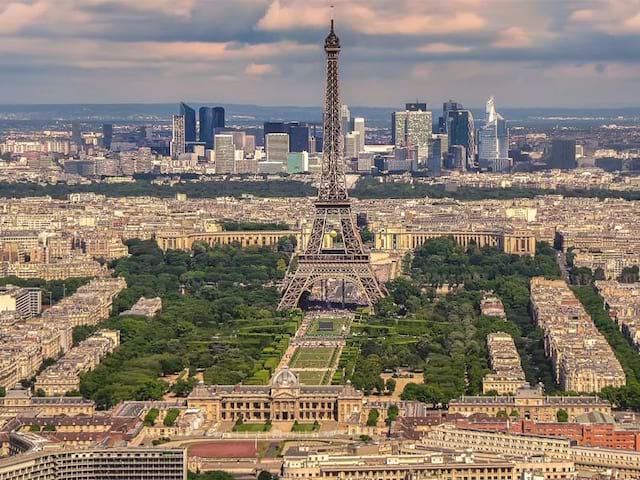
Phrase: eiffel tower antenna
[{"left": 278, "top": 19, "right": 387, "bottom": 312}]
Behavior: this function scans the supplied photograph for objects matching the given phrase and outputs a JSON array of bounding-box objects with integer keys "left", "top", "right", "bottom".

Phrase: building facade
[{"left": 187, "top": 369, "right": 364, "bottom": 423}]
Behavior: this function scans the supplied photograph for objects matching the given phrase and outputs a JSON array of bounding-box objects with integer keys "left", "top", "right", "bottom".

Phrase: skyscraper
[
  {"left": 340, "top": 104, "right": 350, "bottom": 138},
  {"left": 198, "top": 106, "right": 225, "bottom": 148},
  {"left": 180, "top": 103, "right": 196, "bottom": 143},
  {"left": 289, "top": 123, "right": 311, "bottom": 152},
  {"left": 344, "top": 132, "right": 358, "bottom": 158},
  {"left": 71, "top": 122, "right": 82, "bottom": 146},
  {"left": 440, "top": 100, "right": 463, "bottom": 133},
  {"left": 478, "top": 96, "right": 509, "bottom": 171},
  {"left": 170, "top": 115, "right": 185, "bottom": 158},
  {"left": 266, "top": 132, "right": 289, "bottom": 169},
  {"left": 447, "top": 109, "right": 475, "bottom": 169},
  {"left": 102, "top": 124, "right": 113, "bottom": 150},
  {"left": 549, "top": 139, "right": 577, "bottom": 170},
  {"left": 352, "top": 117, "right": 365, "bottom": 153},
  {"left": 214, "top": 134, "right": 235, "bottom": 174},
  {"left": 392, "top": 103, "right": 432, "bottom": 164}
]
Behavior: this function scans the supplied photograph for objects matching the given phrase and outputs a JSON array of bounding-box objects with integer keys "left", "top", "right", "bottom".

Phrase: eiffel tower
[{"left": 278, "top": 19, "right": 387, "bottom": 312}]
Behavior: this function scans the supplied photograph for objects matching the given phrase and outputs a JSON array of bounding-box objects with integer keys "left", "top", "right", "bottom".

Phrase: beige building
[
  {"left": 483, "top": 332, "right": 528, "bottom": 395},
  {"left": 449, "top": 386, "right": 611, "bottom": 422},
  {"left": 530, "top": 277, "right": 626, "bottom": 392},
  {"left": 374, "top": 226, "right": 536, "bottom": 256},
  {"left": 0, "top": 447, "right": 186, "bottom": 480},
  {"left": 0, "top": 389, "right": 95, "bottom": 418},
  {"left": 188, "top": 368, "right": 364, "bottom": 423},
  {"left": 282, "top": 448, "right": 575, "bottom": 480},
  {"left": 422, "top": 424, "right": 640, "bottom": 479}
]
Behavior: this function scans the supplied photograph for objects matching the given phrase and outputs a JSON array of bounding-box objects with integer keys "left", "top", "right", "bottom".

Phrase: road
[{"left": 556, "top": 251, "right": 570, "bottom": 283}]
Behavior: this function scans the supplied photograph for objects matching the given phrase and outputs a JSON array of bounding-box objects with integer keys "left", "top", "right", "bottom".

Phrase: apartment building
[
  {"left": 483, "top": 332, "right": 528, "bottom": 395},
  {"left": 530, "top": 278, "right": 625, "bottom": 392}
]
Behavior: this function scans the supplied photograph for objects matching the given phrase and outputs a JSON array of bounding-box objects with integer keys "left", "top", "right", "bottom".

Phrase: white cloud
[
  {"left": 0, "top": 1, "right": 48, "bottom": 34},
  {"left": 244, "top": 62, "right": 277, "bottom": 75}
]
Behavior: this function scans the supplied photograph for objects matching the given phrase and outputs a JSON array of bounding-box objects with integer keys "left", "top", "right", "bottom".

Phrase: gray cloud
[{"left": 0, "top": 0, "right": 639, "bottom": 107}]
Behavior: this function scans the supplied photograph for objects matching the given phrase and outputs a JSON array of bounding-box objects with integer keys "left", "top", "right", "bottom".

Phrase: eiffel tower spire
[{"left": 278, "top": 20, "right": 386, "bottom": 312}]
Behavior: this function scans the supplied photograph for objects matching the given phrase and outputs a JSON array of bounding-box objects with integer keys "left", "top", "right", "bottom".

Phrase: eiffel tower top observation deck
[{"left": 317, "top": 19, "right": 348, "bottom": 204}]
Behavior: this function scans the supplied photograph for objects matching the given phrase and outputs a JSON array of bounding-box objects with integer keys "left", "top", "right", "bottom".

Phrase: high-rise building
[
  {"left": 549, "top": 139, "right": 577, "bottom": 170},
  {"left": 287, "top": 151, "right": 309, "bottom": 173},
  {"left": 71, "top": 122, "right": 82, "bottom": 146},
  {"left": 352, "top": 117, "right": 365, "bottom": 153},
  {"left": 429, "top": 134, "right": 447, "bottom": 176},
  {"left": 392, "top": 103, "right": 432, "bottom": 164},
  {"left": 199, "top": 107, "right": 225, "bottom": 149},
  {"left": 179, "top": 102, "right": 196, "bottom": 143},
  {"left": 405, "top": 102, "right": 427, "bottom": 112},
  {"left": 244, "top": 135, "right": 256, "bottom": 155},
  {"left": 266, "top": 132, "right": 289, "bottom": 169},
  {"left": 440, "top": 100, "right": 463, "bottom": 132},
  {"left": 344, "top": 132, "right": 358, "bottom": 158},
  {"left": 263, "top": 121, "right": 288, "bottom": 146},
  {"left": 170, "top": 115, "right": 185, "bottom": 158},
  {"left": 478, "top": 96, "right": 509, "bottom": 171},
  {"left": 289, "top": 123, "right": 311, "bottom": 152},
  {"left": 102, "top": 124, "right": 113, "bottom": 150},
  {"left": 447, "top": 109, "right": 475, "bottom": 169},
  {"left": 340, "top": 104, "right": 350, "bottom": 138},
  {"left": 214, "top": 134, "right": 235, "bottom": 174}
]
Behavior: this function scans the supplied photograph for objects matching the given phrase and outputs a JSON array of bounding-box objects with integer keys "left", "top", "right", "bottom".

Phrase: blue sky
[{"left": 1, "top": 0, "right": 639, "bottom": 107}]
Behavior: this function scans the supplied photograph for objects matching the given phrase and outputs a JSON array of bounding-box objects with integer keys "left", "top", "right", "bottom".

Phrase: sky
[{"left": 1, "top": 0, "right": 640, "bottom": 108}]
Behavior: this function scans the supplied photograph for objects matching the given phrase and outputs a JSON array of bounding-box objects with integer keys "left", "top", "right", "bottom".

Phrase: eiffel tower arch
[{"left": 278, "top": 20, "right": 387, "bottom": 312}]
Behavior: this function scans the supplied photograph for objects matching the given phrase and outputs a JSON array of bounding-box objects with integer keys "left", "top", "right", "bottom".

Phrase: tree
[
  {"left": 386, "top": 404, "right": 399, "bottom": 426},
  {"left": 496, "top": 410, "right": 508, "bottom": 419},
  {"left": 366, "top": 408, "right": 379, "bottom": 427},
  {"left": 594, "top": 267, "right": 606, "bottom": 281},
  {"left": 556, "top": 409, "right": 569, "bottom": 422},
  {"left": 34, "top": 388, "right": 46, "bottom": 397},
  {"left": 385, "top": 378, "right": 397, "bottom": 394},
  {"left": 257, "top": 472, "right": 276, "bottom": 480},
  {"left": 619, "top": 266, "right": 639, "bottom": 283}
]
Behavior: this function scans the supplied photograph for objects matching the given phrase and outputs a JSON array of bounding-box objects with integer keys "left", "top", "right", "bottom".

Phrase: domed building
[{"left": 188, "top": 367, "right": 364, "bottom": 423}]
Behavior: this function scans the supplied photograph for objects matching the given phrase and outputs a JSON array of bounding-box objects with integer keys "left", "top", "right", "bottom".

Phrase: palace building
[{"left": 187, "top": 368, "right": 364, "bottom": 423}]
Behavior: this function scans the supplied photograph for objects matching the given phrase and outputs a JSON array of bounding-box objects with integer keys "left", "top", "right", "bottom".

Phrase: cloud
[
  {"left": 257, "top": 0, "right": 328, "bottom": 30},
  {"left": 0, "top": 1, "right": 47, "bottom": 34},
  {"left": 1, "top": 0, "right": 640, "bottom": 106},
  {"left": 418, "top": 42, "right": 472, "bottom": 54},
  {"left": 244, "top": 62, "right": 277, "bottom": 75},
  {"left": 492, "top": 27, "right": 531, "bottom": 48}
]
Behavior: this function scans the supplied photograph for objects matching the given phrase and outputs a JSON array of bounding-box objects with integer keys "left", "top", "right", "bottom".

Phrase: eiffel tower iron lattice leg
[{"left": 278, "top": 260, "right": 386, "bottom": 312}]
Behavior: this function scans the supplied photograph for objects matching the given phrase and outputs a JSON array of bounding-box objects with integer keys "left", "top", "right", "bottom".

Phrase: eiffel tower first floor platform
[{"left": 277, "top": 252, "right": 387, "bottom": 312}]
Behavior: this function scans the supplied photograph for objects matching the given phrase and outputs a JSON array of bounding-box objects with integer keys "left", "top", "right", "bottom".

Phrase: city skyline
[{"left": 1, "top": 0, "right": 640, "bottom": 107}]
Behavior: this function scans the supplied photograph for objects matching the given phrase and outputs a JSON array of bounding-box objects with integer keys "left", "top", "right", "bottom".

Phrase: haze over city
[
  {"left": 3, "top": 2, "right": 640, "bottom": 480},
  {"left": 1, "top": 0, "right": 640, "bottom": 107}
]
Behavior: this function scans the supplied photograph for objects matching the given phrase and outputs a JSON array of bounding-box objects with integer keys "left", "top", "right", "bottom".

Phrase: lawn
[
  {"left": 305, "top": 317, "right": 349, "bottom": 337},
  {"left": 291, "top": 422, "right": 320, "bottom": 432},
  {"left": 232, "top": 422, "right": 272, "bottom": 433},
  {"left": 296, "top": 370, "right": 326, "bottom": 385},
  {"left": 289, "top": 347, "right": 337, "bottom": 369}
]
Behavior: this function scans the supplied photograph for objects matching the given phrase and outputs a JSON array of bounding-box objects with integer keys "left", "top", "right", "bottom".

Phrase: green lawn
[
  {"left": 296, "top": 371, "right": 326, "bottom": 385},
  {"left": 305, "top": 317, "right": 349, "bottom": 337},
  {"left": 291, "top": 422, "right": 320, "bottom": 432},
  {"left": 233, "top": 422, "right": 272, "bottom": 432},
  {"left": 289, "top": 347, "right": 336, "bottom": 369}
]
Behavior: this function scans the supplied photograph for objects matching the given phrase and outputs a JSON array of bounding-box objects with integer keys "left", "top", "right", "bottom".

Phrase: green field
[
  {"left": 233, "top": 423, "right": 272, "bottom": 432},
  {"left": 291, "top": 422, "right": 320, "bottom": 432},
  {"left": 289, "top": 347, "right": 336, "bottom": 369},
  {"left": 296, "top": 371, "right": 326, "bottom": 385},
  {"left": 305, "top": 317, "right": 349, "bottom": 337}
]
